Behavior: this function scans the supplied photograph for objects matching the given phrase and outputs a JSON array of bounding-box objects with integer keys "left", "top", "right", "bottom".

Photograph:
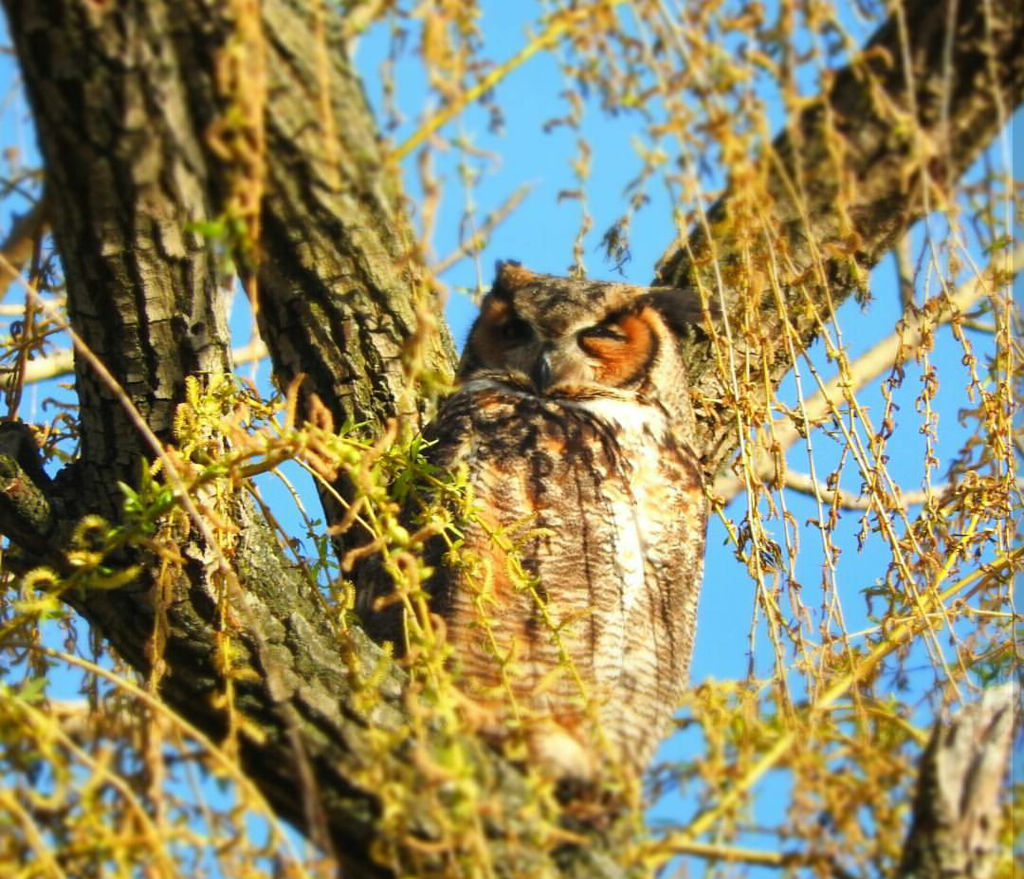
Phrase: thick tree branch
[
  {"left": 171, "top": 0, "right": 456, "bottom": 438},
  {"left": 3, "top": 0, "right": 233, "bottom": 507},
  {"left": 0, "top": 421, "right": 54, "bottom": 556},
  {"left": 657, "top": 0, "right": 1023, "bottom": 473},
  {"left": 712, "top": 242, "right": 1024, "bottom": 504},
  {"left": 19, "top": 337, "right": 267, "bottom": 386}
]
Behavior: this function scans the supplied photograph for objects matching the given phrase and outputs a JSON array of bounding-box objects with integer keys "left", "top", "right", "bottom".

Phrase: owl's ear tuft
[
  {"left": 494, "top": 260, "right": 538, "bottom": 295},
  {"left": 641, "top": 288, "right": 718, "bottom": 336}
]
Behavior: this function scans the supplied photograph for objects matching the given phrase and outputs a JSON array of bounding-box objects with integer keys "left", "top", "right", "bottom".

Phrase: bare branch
[
  {"left": 18, "top": 337, "right": 269, "bottom": 387},
  {"left": 657, "top": 0, "right": 1023, "bottom": 472},
  {"left": 0, "top": 2, "right": 1017, "bottom": 876},
  {"left": 781, "top": 470, "right": 936, "bottom": 510},
  {"left": 713, "top": 243, "right": 1024, "bottom": 503},
  {"left": 432, "top": 184, "right": 533, "bottom": 276},
  {"left": 895, "top": 234, "right": 917, "bottom": 312},
  {"left": 781, "top": 471, "right": 1024, "bottom": 510}
]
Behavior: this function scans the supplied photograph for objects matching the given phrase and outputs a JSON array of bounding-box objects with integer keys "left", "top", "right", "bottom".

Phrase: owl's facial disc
[
  {"left": 517, "top": 307, "right": 660, "bottom": 394},
  {"left": 463, "top": 290, "right": 664, "bottom": 396},
  {"left": 575, "top": 308, "right": 658, "bottom": 388},
  {"left": 462, "top": 265, "right": 682, "bottom": 398}
]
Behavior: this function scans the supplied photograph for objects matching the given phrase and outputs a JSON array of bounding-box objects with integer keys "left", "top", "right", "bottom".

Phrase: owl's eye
[
  {"left": 499, "top": 318, "right": 533, "bottom": 343},
  {"left": 579, "top": 323, "right": 627, "bottom": 345}
]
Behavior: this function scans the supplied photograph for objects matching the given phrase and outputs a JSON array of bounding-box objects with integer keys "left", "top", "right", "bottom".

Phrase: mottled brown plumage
[{"left": 360, "top": 262, "right": 710, "bottom": 778}]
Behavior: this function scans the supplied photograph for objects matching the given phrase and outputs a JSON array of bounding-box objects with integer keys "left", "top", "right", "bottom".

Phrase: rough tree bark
[
  {"left": 897, "top": 685, "right": 1014, "bottom": 879},
  {"left": 0, "top": 1, "right": 1018, "bottom": 877}
]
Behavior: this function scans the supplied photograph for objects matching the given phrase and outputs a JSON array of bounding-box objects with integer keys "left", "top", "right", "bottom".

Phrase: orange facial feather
[{"left": 583, "top": 309, "right": 656, "bottom": 386}]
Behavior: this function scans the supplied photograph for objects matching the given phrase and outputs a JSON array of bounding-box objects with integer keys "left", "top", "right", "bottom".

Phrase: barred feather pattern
[
  {"left": 427, "top": 383, "right": 705, "bottom": 777},
  {"left": 359, "top": 262, "right": 710, "bottom": 779}
]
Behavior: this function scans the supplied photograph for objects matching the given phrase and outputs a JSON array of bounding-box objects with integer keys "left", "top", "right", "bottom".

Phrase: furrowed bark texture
[
  {"left": 1, "top": 2, "right": 399, "bottom": 870},
  {"left": 171, "top": 0, "right": 456, "bottom": 536},
  {"left": 171, "top": 0, "right": 456, "bottom": 437},
  {"left": 0, "top": 2, "right": 264, "bottom": 802},
  {"left": 0, "top": 3, "right": 608, "bottom": 878},
  {"left": 656, "top": 0, "right": 1023, "bottom": 472},
  {"left": 0, "top": 0, "right": 1019, "bottom": 876},
  {"left": 8, "top": 1, "right": 233, "bottom": 501}
]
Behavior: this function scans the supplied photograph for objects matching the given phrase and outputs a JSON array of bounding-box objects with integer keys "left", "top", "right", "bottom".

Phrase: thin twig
[
  {"left": 713, "top": 243, "right": 1024, "bottom": 503},
  {"left": 25, "top": 645, "right": 312, "bottom": 875},
  {"left": 662, "top": 839, "right": 858, "bottom": 879},
  {"left": 783, "top": 470, "right": 1024, "bottom": 510},
  {"left": 392, "top": 2, "right": 628, "bottom": 160},
  {"left": 432, "top": 183, "right": 533, "bottom": 276},
  {"left": 894, "top": 233, "right": 916, "bottom": 312},
  {"left": 641, "top": 545, "right": 1021, "bottom": 868},
  {"left": 660, "top": 839, "right": 788, "bottom": 866},
  {"left": 781, "top": 469, "right": 936, "bottom": 509}
]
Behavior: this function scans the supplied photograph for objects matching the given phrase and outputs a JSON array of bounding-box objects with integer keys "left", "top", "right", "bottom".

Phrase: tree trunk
[{"left": 897, "top": 685, "right": 1014, "bottom": 879}]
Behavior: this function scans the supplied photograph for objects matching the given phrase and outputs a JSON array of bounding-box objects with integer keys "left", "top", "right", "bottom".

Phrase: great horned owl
[{"left": 360, "top": 262, "right": 709, "bottom": 779}]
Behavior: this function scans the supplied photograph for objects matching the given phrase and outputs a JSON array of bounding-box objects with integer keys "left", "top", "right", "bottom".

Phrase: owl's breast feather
[
  {"left": 446, "top": 382, "right": 697, "bottom": 579},
  {"left": 415, "top": 379, "right": 706, "bottom": 777},
  {"left": 560, "top": 393, "right": 693, "bottom": 595}
]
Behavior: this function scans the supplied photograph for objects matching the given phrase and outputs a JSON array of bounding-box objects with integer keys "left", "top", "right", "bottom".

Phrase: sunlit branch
[
  {"left": 23, "top": 645, "right": 309, "bottom": 871},
  {"left": 659, "top": 839, "right": 859, "bottom": 879},
  {"left": 0, "top": 197, "right": 47, "bottom": 301},
  {"left": 713, "top": 242, "right": 1024, "bottom": 504},
  {"left": 894, "top": 234, "right": 916, "bottom": 312},
  {"left": 642, "top": 545, "right": 1020, "bottom": 866},
  {"left": 782, "top": 470, "right": 1024, "bottom": 510},
  {"left": 16, "top": 337, "right": 268, "bottom": 386}
]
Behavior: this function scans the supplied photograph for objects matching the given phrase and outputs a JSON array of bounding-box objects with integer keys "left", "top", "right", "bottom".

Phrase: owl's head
[{"left": 459, "top": 262, "right": 710, "bottom": 405}]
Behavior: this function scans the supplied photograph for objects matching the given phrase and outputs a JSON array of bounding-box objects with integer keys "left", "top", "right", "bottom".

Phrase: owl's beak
[{"left": 531, "top": 348, "right": 554, "bottom": 393}]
